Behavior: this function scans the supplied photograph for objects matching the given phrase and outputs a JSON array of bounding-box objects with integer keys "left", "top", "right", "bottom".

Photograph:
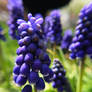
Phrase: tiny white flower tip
[
  {"left": 69, "top": 57, "right": 74, "bottom": 60},
  {"left": 28, "top": 13, "right": 32, "bottom": 19},
  {"left": 36, "top": 23, "right": 40, "bottom": 27},
  {"left": 16, "top": 83, "right": 21, "bottom": 87},
  {"left": 76, "top": 57, "right": 82, "bottom": 60},
  {"left": 56, "top": 64, "right": 60, "bottom": 67},
  {"left": 28, "top": 27, "right": 33, "bottom": 31},
  {"left": 35, "top": 18, "right": 43, "bottom": 24},
  {"left": 13, "top": 73, "right": 18, "bottom": 76},
  {"left": 30, "top": 17, "right": 36, "bottom": 21},
  {"left": 18, "top": 26, "right": 21, "bottom": 29},
  {"left": 17, "top": 19, "right": 24, "bottom": 24},
  {"left": 69, "top": 48, "right": 72, "bottom": 52},
  {"left": 53, "top": 58, "right": 59, "bottom": 62}
]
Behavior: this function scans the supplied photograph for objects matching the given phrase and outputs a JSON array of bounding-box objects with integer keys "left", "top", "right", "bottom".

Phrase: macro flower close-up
[{"left": 0, "top": 0, "right": 92, "bottom": 92}]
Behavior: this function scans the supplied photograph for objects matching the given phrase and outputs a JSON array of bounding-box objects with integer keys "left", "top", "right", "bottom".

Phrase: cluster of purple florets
[
  {"left": 0, "top": 25, "right": 5, "bottom": 41},
  {"left": 13, "top": 13, "right": 53, "bottom": 92},
  {"left": 52, "top": 59, "right": 66, "bottom": 92},
  {"left": 69, "top": 3, "right": 92, "bottom": 59},
  {"left": 7, "top": 0, "right": 24, "bottom": 40},
  {"left": 61, "top": 30, "right": 73, "bottom": 53},
  {"left": 44, "top": 10, "right": 62, "bottom": 46}
]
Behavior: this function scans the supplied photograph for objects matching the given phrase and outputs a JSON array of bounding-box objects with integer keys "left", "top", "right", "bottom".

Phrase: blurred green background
[{"left": 0, "top": 0, "right": 92, "bottom": 92}]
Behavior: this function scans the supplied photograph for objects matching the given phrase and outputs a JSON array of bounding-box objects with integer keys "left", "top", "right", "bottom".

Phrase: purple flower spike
[
  {"left": 69, "top": 2, "right": 92, "bottom": 59},
  {"left": 7, "top": 0, "right": 24, "bottom": 40},
  {"left": 13, "top": 13, "right": 53, "bottom": 91},
  {"left": 52, "top": 59, "right": 66, "bottom": 92},
  {"left": 61, "top": 30, "right": 73, "bottom": 53},
  {"left": 44, "top": 10, "right": 62, "bottom": 46}
]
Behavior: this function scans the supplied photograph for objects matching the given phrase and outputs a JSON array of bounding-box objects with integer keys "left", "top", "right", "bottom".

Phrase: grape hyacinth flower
[
  {"left": 44, "top": 10, "right": 62, "bottom": 46},
  {"left": 69, "top": 3, "right": 92, "bottom": 92},
  {"left": 61, "top": 30, "right": 73, "bottom": 53},
  {"left": 0, "top": 25, "right": 5, "bottom": 41},
  {"left": 7, "top": 0, "right": 24, "bottom": 40},
  {"left": 13, "top": 13, "right": 53, "bottom": 92},
  {"left": 69, "top": 3, "right": 92, "bottom": 59},
  {"left": 52, "top": 59, "right": 66, "bottom": 92}
]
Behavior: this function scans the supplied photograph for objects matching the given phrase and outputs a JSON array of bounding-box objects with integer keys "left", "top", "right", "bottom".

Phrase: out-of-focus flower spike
[{"left": 7, "top": 0, "right": 24, "bottom": 40}]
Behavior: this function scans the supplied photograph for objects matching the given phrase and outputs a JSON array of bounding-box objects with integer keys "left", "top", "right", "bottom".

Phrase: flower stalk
[
  {"left": 34, "top": 85, "right": 37, "bottom": 92},
  {"left": 0, "top": 43, "right": 4, "bottom": 62},
  {"left": 76, "top": 59, "right": 85, "bottom": 92}
]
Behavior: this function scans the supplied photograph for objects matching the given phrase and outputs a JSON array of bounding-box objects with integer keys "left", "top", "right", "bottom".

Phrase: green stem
[
  {"left": 76, "top": 59, "right": 85, "bottom": 92},
  {"left": 56, "top": 47, "right": 71, "bottom": 70},
  {"left": 53, "top": 44, "right": 57, "bottom": 58},
  {"left": 34, "top": 85, "right": 37, "bottom": 92},
  {"left": 0, "top": 43, "right": 3, "bottom": 60},
  {"left": 0, "top": 43, "right": 5, "bottom": 66}
]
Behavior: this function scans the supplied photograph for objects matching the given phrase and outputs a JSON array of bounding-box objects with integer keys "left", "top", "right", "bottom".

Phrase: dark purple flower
[
  {"left": 13, "top": 13, "right": 53, "bottom": 91},
  {"left": 35, "top": 77, "right": 45, "bottom": 90},
  {"left": 13, "top": 75, "right": 18, "bottom": 83},
  {"left": 20, "top": 63, "right": 30, "bottom": 77},
  {"left": 13, "top": 65, "right": 20, "bottom": 75},
  {"left": 22, "top": 85, "right": 32, "bottom": 92},
  {"left": 52, "top": 59, "right": 66, "bottom": 92},
  {"left": 44, "top": 10, "right": 62, "bottom": 46},
  {"left": 69, "top": 3, "right": 92, "bottom": 59},
  {"left": 7, "top": 0, "right": 24, "bottom": 40},
  {"left": 0, "top": 25, "right": 6, "bottom": 41},
  {"left": 16, "top": 75, "right": 27, "bottom": 86},
  {"left": 61, "top": 30, "right": 73, "bottom": 53},
  {"left": 28, "top": 71, "right": 39, "bottom": 84}
]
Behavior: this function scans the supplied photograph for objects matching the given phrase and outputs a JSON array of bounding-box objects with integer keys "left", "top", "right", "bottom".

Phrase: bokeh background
[{"left": 0, "top": 0, "right": 92, "bottom": 92}]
